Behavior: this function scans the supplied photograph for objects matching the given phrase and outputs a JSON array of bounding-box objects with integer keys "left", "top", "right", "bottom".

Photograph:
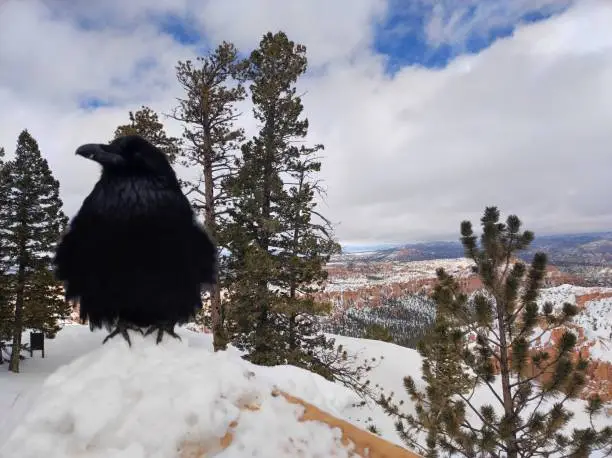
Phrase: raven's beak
[{"left": 75, "top": 144, "right": 125, "bottom": 166}]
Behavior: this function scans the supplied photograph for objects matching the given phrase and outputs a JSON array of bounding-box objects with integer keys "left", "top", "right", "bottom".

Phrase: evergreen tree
[
  {"left": 364, "top": 323, "right": 394, "bottom": 343},
  {"left": 169, "top": 42, "right": 247, "bottom": 351},
  {"left": 0, "top": 146, "right": 10, "bottom": 363},
  {"left": 378, "top": 207, "right": 612, "bottom": 458},
  {"left": 0, "top": 130, "right": 69, "bottom": 372},
  {"left": 114, "top": 106, "right": 181, "bottom": 164},
  {"left": 273, "top": 151, "right": 341, "bottom": 372},
  {"left": 225, "top": 31, "right": 340, "bottom": 374}
]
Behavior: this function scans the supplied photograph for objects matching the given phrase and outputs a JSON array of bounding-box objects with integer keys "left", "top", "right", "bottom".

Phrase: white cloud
[
  {"left": 0, "top": 1, "right": 197, "bottom": 108},
  {"left": 0, "top": 0, "right": 611, "bottom": 245},
  {"left": 194, "top": 0, "right": 388, "bottom": 66},
  {"left": 418, "top": 0, "right": 574, "bottom": 50}
]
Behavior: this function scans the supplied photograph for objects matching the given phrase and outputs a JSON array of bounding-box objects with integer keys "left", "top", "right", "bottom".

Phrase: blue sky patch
[
  {"left": 373, "top": 1, "right": 573, "bottom": 74},
  {"left": 156, "top": 13, "right": 202, "bottom": 45},
  {"left": 78, "top": 96, "right": 112, "bottom": 111}
]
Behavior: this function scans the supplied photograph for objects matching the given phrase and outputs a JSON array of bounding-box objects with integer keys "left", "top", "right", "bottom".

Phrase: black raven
[{"left": 53, "top": 135, "right": 217, "bottom": 345}]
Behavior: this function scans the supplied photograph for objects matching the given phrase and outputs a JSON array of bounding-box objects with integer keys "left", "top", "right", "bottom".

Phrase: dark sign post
[{"left": 30, "top": 332, "right": 45, "bottom": 358}]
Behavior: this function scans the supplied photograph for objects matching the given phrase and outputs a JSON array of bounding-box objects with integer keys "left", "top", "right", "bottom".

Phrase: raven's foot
[
  {"left": 102, "top": 321, "right": 144, "bottom": 347},
  {"left": 144, "top": 323, "right": 181, "bottom": 344}
]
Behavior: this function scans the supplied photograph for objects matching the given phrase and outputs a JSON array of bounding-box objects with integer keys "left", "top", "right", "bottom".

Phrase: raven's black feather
[{"left": 54, "top": 135, "right": 216, "bottom": 344}]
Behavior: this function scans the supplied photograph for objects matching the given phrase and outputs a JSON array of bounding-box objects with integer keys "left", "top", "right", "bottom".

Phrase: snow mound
[{"left": 0, "top": 331, "right": 362, "bottom": 458}]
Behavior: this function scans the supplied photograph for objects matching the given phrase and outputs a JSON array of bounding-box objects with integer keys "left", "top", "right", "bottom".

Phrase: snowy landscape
[
  {"left": 2, "top": 268, "right": 612, "bottom": 456},
  {"left": 0, "top": 324, "right": 413, "bottom": 457},
  {"left": 1, "top": 319, "right": 610, "bottom": 457}
]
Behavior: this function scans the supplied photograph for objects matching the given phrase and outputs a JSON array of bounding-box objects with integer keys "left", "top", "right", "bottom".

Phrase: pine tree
[
  {"left": 114, "top": 106, "right": 181, "bottom": 164},
  {"left": 378, "top": 207, "right": 612, "bottom": 458},
  {"left": 273, "top": 151, "right": 342, "bottom": 373},
  {"left": 364, "top": 323, "right": 394, "bottom": 343},
  {"left": 0, "top": 146, "right": 10, "bottom": 364},
  {"left": 168, "top": 42, "right": 247, "bottom": 351},
  {"left": 0, "top": 130, "right": 69, "bottom": 373},
  {"left": 225, "top": 31, "right": 340, "bottom": 373}
]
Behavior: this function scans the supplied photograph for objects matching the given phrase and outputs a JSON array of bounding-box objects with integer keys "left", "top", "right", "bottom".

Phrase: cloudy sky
[{"left": 0, "top": 0, "right": 610, "bottom": 246}]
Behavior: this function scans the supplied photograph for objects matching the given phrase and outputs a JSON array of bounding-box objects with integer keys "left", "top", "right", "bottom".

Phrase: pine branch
[
  {"left": 509, "top": 350, "right": 567, "bottom": 390},
  {"left": 514, "top": 390, "right": 547, "bottom": 430},
  {"left": 499, "top": 232, "right": 515, "bottom": 286},
  {"left": 526, "top": 324, "right": 556, "bottom": 347},
  {"left": 457, "top": 392, "right": 502, "bottom": 434},
  {"left": 459, "top": 419, "right": 503, "bottom": 458}
]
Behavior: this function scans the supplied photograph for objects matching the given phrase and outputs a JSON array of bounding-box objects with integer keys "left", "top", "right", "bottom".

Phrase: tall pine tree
[
  {"left": 378, "top": 207, "right": 612, "bottom": 458},
  {"left": 169, "top": 42, "right": 247, "bottom": 351},
  {"left": 0, "top": 146, "right": 10, "bottom": 363},
  {"left": 225, "top": 31, "right": 340, "bottom": 373},
  {"left": 0, "top": 130, "right": 69, "bottom": 372},
  {"left": 114, "top": 105, "right": 181, "bottom": 164}
]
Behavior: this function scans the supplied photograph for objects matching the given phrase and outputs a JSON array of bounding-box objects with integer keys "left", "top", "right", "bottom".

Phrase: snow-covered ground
[
  {"left": 0, "top": 325, "right": 417, "bottom": 457},
  {"left": 537, "top": 284, "right": 612, "bottom": 361},
  {"left": 537, "top": 284, "right": 612, "bottom": 308},
  {"left": 324, "top": 258, "right": 475, "bottom": 292},
  {"left": 0, "top": 323, "right": 610, "bottom": 457}
]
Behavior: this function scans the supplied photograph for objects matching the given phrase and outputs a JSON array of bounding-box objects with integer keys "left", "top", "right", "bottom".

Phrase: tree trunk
[
  {"left": 495, "top": 292, "right": 518, "bottom": 458},
  {"left": 288, "top": 313, "right": 297, "bottom": 351},
  {"left": 211, "top": 285, "right": 226, "bottom": 351},
  {"left": 203, "top": 147, "right": 227, "bottom": 352},
  {"left": 251, "top": 118, "right": 275, "bottom": 358},
  {"left": 287, "top": 177, "right": 301, "bottom": 354},
  {"left": 9, "top": 262, "right": 26, "bottom": 373}
]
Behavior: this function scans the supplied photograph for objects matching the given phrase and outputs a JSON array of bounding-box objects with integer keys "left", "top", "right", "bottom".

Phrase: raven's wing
[
  {"left": 190, "top": 222, "right": 217, "bottom": 289},
  {"left": 53, "top": 225, "right": 79, "bottom": 300},
  {"left": 53, "top": 188, "right": 104, "bottom": 300}
]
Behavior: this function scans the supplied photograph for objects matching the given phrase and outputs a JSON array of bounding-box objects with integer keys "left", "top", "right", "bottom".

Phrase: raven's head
[{"left": 76, "top": 135, "right": 176, "bottom": 180}]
